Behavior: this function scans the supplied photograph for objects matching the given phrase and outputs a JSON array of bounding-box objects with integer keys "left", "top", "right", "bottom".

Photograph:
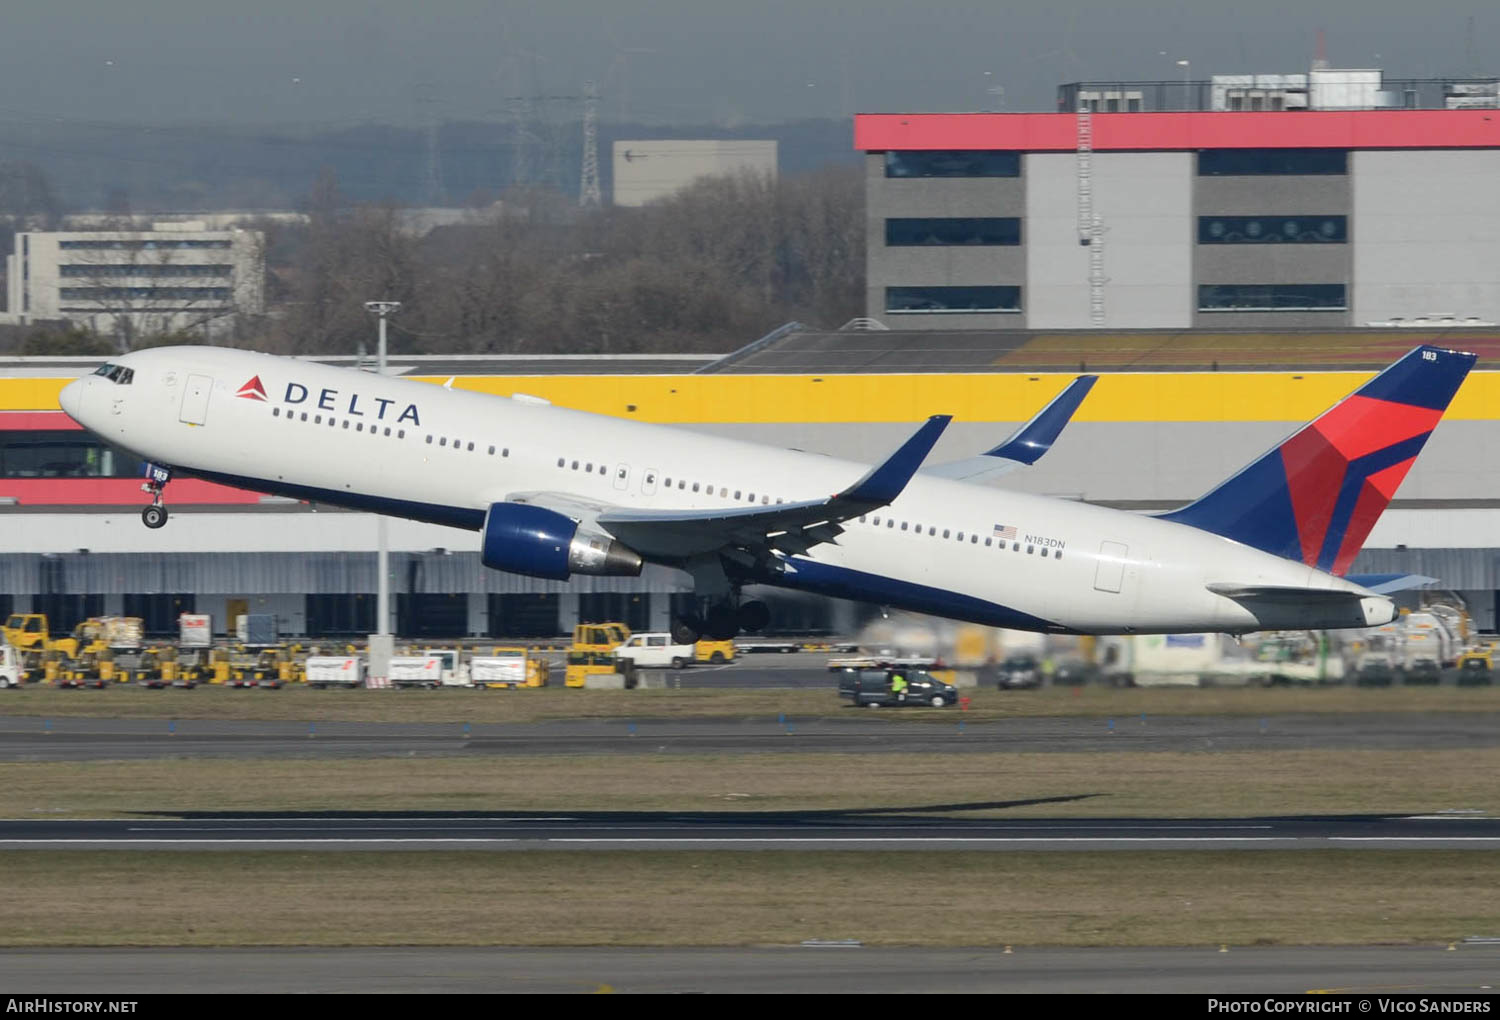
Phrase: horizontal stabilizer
[
  {"left": 1207, "top": 583, "right": 1366, "bottom": 604},
  {"left": 925, "top": 376, "right": 1096, "bottom": 482},
  {"left": 1343, "top": 573, "right": 1438, "bottom": 595}
]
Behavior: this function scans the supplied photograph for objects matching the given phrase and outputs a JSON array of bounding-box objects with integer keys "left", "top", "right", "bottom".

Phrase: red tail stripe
[{"left": 1317, "top": 395, "right": 1442, "bottom": 462}]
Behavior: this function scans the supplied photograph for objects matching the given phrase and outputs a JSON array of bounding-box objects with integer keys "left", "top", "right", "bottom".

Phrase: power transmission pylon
[{"left": 579, "top": 80, "right": 602, "bottom": 208}]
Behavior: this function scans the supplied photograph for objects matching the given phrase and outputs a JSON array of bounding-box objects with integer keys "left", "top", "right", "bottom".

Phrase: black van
[{"left": 837, "top": 667, "right": 957, "bottom": 708}]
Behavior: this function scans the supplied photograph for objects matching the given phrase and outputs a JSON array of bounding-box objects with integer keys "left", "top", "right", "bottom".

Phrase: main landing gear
[
  {"left": 671, "top": 598, "right": 770, "bottom": 644},
  {"left": 140, "top": 464, "right": 171, "bottom": 529}
]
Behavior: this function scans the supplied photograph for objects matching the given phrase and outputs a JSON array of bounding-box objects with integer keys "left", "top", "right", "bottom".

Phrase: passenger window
[
  {"left": 273, "top": 407, "right": 280, "bottom": 417},
  {"left": 971, "top": 534, "right": 978, "bottom": 544},
  {"left": 586, "top": 463, "right": 593, "bottom": 472},
  {"left": 1013, "top": 542, "right": 1021, "bottom": 552},
  {"left": 942, "top": 529, "right": 949, "bottom": 539},
  {"left": 356, "top": 422, "right": 363, "bottom": 432},
  {"left": 557, "top": 458, "right": 565, "bottom": 467},
  {"left": 398, "top": 430, "right": 405, "bottom": 439},
  {"left": 984, "top": 538, "right": 992, "bottom": 546},
  {"left": 692, "top": 483, "right": 700, "bottom": 492},
  {"left": 887, "top": 520, "right": 894, "bottom": 528},
  {"left": 440, "top": 437, "right": 448, "bottom": 447},
  {"left": 315, "top": 415, "right": 322, "bottom": 424},
  {"left": 1027, "top": 546, "right": 1034, "bottom": 554},
  {"left": 342, "top": 420, "right": 350, "bottom": 429},
  {"left": 488, "top": 445, "right": 495, "bottom": 455},
  {"left": 502, "top": 448, "right": 509, "bottom": 457},
  {"left": 956, "top": 532, "right": 963, "bottom": 541},
  {"left": 735, "top": 490, "right": 742, "bottom": 500},
  {"left": 572, "top": 460, "right": 580, "bottom": 470},
  {"left": 300, "top": 412, "right": 308, "bottom": 422},
  {"left": 467, "top": 442, "right": 475, "bottom": 452},
  {"left": 901, "top": 522, "right": 908, "bottom": 531}
]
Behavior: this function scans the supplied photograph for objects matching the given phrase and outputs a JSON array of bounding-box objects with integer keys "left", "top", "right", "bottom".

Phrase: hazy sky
[{"left": 1, "top": 1, "right": 1496, "bottom": 128}]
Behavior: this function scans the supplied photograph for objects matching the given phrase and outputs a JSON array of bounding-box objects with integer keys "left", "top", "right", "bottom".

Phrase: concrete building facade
[
  {"left": 860, "top": 104, "right": 1500, "bottom": 330},
  {"left": 612, "top": 140, "right": 777, "bottom": 207},
  {"left": 5, "top": 225, "right": 264, "bottom": 339}
]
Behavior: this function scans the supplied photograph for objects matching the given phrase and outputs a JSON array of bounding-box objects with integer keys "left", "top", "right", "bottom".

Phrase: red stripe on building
[
  {"left": 0, "top": 478, "right": 265, "bottom": 506},
  {"left": 0, "top": 411, "right": 83, "bottom": 431},
  {"left": 854, "top": 110, "right": 1500, "bottom": 152}
]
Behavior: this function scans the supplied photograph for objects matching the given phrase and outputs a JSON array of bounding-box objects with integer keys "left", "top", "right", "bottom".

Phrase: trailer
[{"left": 306, "top": 656, "right": 367, "bottom": 689}]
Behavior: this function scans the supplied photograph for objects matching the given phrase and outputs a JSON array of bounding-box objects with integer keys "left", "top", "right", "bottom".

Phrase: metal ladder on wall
[{"left": 1076, "top": 100, "right": 1107, "bottom": 326}]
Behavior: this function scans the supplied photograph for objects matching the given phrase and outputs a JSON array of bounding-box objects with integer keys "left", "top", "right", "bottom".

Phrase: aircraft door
[
  {"left": 642, "top": 468, "right": 659, "bottom": 496},
  {"left": 613, "top": 463, "right": 630, "bottom": 491},
  {"left": 180, "top": 374, "right": 213, "bottom": 425},
  {"left": 1094, "top": 541, "right": 1128, "bottom": 594}
]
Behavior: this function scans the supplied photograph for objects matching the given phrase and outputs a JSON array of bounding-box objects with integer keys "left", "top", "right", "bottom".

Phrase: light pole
[
  {"left": 1176, "top": 59, "right": 1191, "bottom": 110},
  {"left": 364, "top": 300, "right": 400, "bottom": 684}
]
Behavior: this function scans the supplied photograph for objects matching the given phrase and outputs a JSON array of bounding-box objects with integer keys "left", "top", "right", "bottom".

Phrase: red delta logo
[{"left": 236, "top": 376, "right": 268, "bottom": 401}]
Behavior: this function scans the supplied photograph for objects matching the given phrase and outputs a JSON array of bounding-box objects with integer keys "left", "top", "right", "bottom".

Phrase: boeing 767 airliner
[{"left": 57, "top": 344, "right": 1474, "bottom": 641}]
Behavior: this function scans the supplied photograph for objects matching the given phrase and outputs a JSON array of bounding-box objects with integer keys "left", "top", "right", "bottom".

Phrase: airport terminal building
[{"left": 860, "top": 74, "right": 1500, "bottom": 331}]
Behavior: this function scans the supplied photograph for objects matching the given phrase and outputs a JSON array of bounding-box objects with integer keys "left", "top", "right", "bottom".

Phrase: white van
[
  {"left": 0, "top": 644, "right": 21, "bottom": 688},
  {"left": 615, "top": 633, "right": 696, "bottom": 669}
]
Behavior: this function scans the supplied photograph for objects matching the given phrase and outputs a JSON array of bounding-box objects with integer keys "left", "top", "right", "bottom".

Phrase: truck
[
  {"left": 306, "top": 656, "right": 367, "bottom": 689},
  {"left": 389, "top": 649, "right": 469, "bottom": 688},
  {"left": 471, "top": 648, "right": 549, "bottom": 688},
  {"left": 0, "top": 644, "right": 21, "bottom": 688},
  {"left": 615, "top": 632, "right": 696, "bottom": 669}
]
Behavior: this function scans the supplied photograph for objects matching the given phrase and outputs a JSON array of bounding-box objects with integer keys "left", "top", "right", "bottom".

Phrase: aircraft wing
[
  {"left": 923, "top": 375, "right": 1096, "bottom": 483},
  {"left": 581, "top": 414, "right": 953, "bottom": 562}
]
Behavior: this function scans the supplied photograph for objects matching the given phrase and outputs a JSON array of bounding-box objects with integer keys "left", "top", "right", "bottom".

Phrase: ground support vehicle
[
  {"left": 564, "top": 651, "right": 633, "bottom": 688},
  {"left": 616, "top": 632, "right": 697, "bottom": 670},
  {"left": 471, "top": 648, "right": 548, "bottom": 688},
  {"left": 695, "top": 639, "right": 735, "bottom": 664},
  {"left": 389, "top": 649, "right": 469, "bottom": 688},
  {"left": 837, "top": 667, "right": 956, "bottom": 708},
  {"left": 306, "top": 656, "right": 367, "bottom": 688},
  {"left": 0, "top": 644, "right": 21, "bottom": 688},
  {"left": 996, "top": 654, "right": 1043, "bottom": 689},
  {"left": 1457, "top": 646, "right": 1493, "bottom": 685}
]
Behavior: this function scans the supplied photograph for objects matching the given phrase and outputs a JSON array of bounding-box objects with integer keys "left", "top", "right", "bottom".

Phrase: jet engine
[{"left": 481, "top": 502, "right": 643, "bottom": 581}]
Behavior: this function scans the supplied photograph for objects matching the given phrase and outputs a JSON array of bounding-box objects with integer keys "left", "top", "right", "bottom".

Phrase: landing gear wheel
[
  {"left": 671, "top": 617, "right": 702, "bottom": 645},
  {"left": 704, "top": 606, "right": 739, "bottom": 642},
  {"left": 736, "top": 600, "right": 770, "bottom": 634},
  {"left": 142, "top": 505, "right": 168, "bottom": 529}
]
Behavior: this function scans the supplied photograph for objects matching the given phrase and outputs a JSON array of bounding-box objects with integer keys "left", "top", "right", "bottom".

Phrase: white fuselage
[{"left": 59, "top": 347, "right": 1390, "bottom": 635}]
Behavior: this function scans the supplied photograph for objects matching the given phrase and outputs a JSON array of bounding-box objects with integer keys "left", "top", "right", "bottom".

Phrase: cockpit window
[{"left": 92, "top": 364, "right": 133, "bottom": 385}]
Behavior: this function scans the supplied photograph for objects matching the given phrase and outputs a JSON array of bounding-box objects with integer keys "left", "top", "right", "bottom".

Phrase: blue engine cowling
[{"left": 481, "top": 502, "right": 643, "bottom": 581}]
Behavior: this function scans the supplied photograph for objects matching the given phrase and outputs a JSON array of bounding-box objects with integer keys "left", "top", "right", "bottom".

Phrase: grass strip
[
  {"left": 4, "top": 684, "right": 1498, "bottom": 724},
  {"left": 2, "top": 850, "right": 1495, "bottom": 947},
  {"left": 6, "top": 749, "right": 1497, "bottom": 818}
]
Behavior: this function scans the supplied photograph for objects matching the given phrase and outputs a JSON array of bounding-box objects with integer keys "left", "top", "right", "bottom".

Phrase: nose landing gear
[{"left": 140, "top": 464, "right": 171, "bottom": 529}]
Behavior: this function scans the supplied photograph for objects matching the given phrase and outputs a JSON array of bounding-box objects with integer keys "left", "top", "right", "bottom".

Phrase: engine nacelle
[{"left": 481, "top": 502, "right": 643, "bottom": 581}]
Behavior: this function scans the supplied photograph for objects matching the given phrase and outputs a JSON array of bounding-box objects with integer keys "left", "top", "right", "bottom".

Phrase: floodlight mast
[{"left": 363, "top": 300, "right": 401, "bottom": 684}]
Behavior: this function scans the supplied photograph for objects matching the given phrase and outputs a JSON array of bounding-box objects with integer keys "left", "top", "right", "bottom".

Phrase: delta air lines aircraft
[{"left": 57, "top": 344, "right": 1475, "bottom": 642}]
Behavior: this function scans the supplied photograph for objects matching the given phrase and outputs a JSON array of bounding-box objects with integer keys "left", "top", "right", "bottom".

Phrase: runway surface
[
  {"left": 3, "top": 808, "right": 1497, "bottom": 851},
  {"left": 3, "top": 711, "right": 1499, "bottom": 761},
  {"left": 3, "top": 945, "right": 1498, "bottom": 993}
]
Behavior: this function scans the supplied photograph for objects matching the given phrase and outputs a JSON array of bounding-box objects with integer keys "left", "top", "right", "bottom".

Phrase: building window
[
  {"left": 1199, "top": 216, "right": 1346, "bottom": 244},
  {"left": 1197, "top": 149, "right": 1347, "bottom": 176},
  {"left": 1198, "top": 284, "right": 1347, "bottom": 312},
  {"left": 886, "top": 286, "right": 1021, "bottom": 314},
  {"left": 885, "top": 150, "right": 1020, "bottom": 178},
  {"left": 885, "top": 218, "right": 1021, "bottom": 246},
  {"left": 59, "top": 264, "right": 232, "bottom": 278}
]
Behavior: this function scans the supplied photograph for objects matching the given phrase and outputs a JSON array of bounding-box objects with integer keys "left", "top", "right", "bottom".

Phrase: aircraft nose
[{"left": 58, "top": 378, "right": 87, "bottom": 423}]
